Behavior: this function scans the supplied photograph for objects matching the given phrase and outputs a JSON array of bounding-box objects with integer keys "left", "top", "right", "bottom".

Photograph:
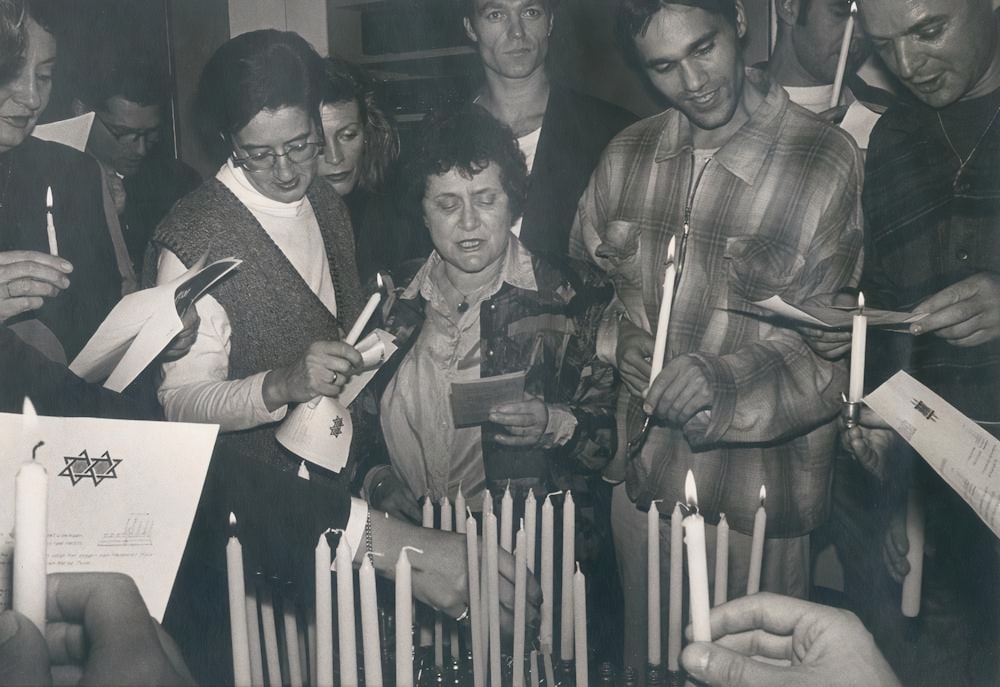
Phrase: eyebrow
[
  {"left": 867, "top": 14, "right": 948, "bottom": 40},
  {"left": 241, "top": 129, "right": 312, "bottom": 151},
  {"left": 644, "top": 29, "right": 718, "bottom": 69}
]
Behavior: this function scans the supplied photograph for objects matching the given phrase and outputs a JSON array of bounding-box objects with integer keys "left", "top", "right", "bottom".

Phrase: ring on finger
[{"left": 331, "top": 371, "right": 339, "bottom": 384}]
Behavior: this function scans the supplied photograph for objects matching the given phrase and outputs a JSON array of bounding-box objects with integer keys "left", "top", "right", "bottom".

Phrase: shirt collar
[
  {"left": 653, "top": 68, "right": 787, "bottom": 186},
  {"left": 401, "top": 234, "right": 537, "bottom": 301}
]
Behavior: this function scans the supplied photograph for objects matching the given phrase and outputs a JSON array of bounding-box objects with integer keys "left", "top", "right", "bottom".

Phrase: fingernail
[
  {"left": 910, "top": 325, "right": 922, "bottom": 335},
  {"left": 0, "top": 611, "right": 19, "bottom": 645},
  {"left": 58, "top": 260, "right": 72, "bottom": 272},
  {"left": 684, "top": 643, "right": 709, "bottom": 672},
  {"left": 642, "top": 404, "right": 652, "bottom": 415}
]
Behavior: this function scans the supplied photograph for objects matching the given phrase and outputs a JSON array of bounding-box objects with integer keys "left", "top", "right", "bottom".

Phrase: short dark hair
[
  {"left": 320, "top": 58, "right": 399, "bottom": 191},
  {"left": 195, "top": 30, "right": 325, "bottom": 164},
  {"left": 615, "top": 0, "right": 739, "bottom": 70},
  {"left": 0, "top": 0, "right": 25, "bottom": 83},
  {"left": 404, "top": 104, "right": 529, "bottom": 227},
  {"left": 459, "top": 0, "right": 558, "bottom": 21},
  {"left": 77, "top": 47, "right": 170, "bottom": 111}
]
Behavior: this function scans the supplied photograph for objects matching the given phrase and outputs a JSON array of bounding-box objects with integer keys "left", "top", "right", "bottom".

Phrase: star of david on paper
[
  {"left": 330, "top": 416, "right": 345, "bottom": 437},
  {"left": 89, "top": 450, "right": 122, "bottom": 484},
  {"left": 59, "top": 450, "right": 94, "bottom": 486}
]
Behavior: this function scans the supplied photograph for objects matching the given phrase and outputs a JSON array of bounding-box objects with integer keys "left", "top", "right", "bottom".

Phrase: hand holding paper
[{"left": 908, "top": 272, "right": 1000, "bottom": 347}]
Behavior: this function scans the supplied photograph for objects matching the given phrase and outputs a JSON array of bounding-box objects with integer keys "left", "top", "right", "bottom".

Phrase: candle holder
[
  {"left": 842, "top": 398, "right": 860, "bottom": 428},
  {"left": 666, "top": 669, "right": 685, "bottom": 687},
  {"left": 646, "top": 663, "right": 666, "bottom": 686}
]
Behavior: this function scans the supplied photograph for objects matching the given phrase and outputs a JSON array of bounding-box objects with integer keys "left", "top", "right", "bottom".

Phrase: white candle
[
  {"left": 259, "top": 589, "right": 282, "bottom": 687},
  {"left": 524, "top": 489, "right": 537, "bottom": 574},
  {"left": 45, "top": 187, "right": 58, "bottom": 256},
  {"left": 649, "top": 235, "right": 677, "bottom": 390},
  {"left": 455, "top": 487, "right": 467, "bottom": 534},
  {"left": 345, "top": 275, "right": 383, "bottom": 346},
  {"left": 465, "top": 510, "right": 485, "bottom": 687},
  {"left": 513, "top": 525, "right": 527, "bottom": 687},
  {"left": 359, "top": 554, "right": 383, "bottom": 687},
  {"left": 647, "top": 500, "right": 662, "bottom": 666},
  {"left": 530, "top": 649, "right": 540, "bottom": 687},
  {"left": 441, "top": 497, "right": 459, "bottom": 661},
  {"left": 420, "top": 496, "right": 434, "bottom": 650},
  {"left": 395, "top": 547, "right": 420, "bottom": 687},
  {"left": 282, "top": 606, "right": 303, "bottom": 687},
  {"left": 540, "top": 493, "right": 555, "bottom": 650},
  {"left": 714, "top": 514, "right": 729, "bottom": 606},
  {"left": 574, "top": 563, "right": 589, "bottom": 687},
  {"left": 901, "top": 487, "right": 925, "bottom": 618},
  {"left": 336, "top": 535, "right": 358, "bottom": 686},
  {"left": 830, "top": 2, "right": 858, "bottom": 109},
  {"left": 315, "top": 531, "right": 334, "bottom": 687},
  {"left": 682, "top": 471, "right": 711, "bottom": 642},
  {"left": 747, "top": 486, "right": 767, "bottom": 595},
  {"left": 667, "top": 502, "right": 683, "bottom": 671},
  {"left": 246, "top": 590, "right": 264, "bottom": 687},
  {"left": 501, "top": 481, "right": 514, "bottom": 553},
  {"left": 485, "top": 512, "right": 502, "bottom": 687},
  {"left": 849, "top": 292, "right": 867, "bottom": 403},
  {"left": 560, "top": 490, "right": 576, "bottom": 661},
  {"left": 13, "top": 397, "right": 46, "bottom": 634},
  {"left": 226, "top": 514, "right": 252, "bottom": 687}
]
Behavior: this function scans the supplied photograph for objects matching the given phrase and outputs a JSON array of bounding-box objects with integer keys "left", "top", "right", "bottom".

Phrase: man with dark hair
[
  {"left": 71, "top": 47, "right": 199, "bottom": 286},
  {"left": 830, "top": 0, "right": 1000, "bottom": 684},
  {"left": 571, "top": 0, "right": 863, "bottom": 676}
]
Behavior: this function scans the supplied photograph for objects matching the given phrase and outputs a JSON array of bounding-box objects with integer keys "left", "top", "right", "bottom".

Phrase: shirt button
[
  {"left": 489, "top": 301, "right": 497, "bottom": 311},
  {"left": 486, "top": 348, "right": 495, "bottom": 358},
  {"left": 956, "top": 248, "right": 970, "bottom": 261}
]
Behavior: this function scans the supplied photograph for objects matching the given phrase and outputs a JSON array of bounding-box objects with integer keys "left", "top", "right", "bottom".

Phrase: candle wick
[{"left": 31, "top": 440, "right": 44, "bottom": 460}]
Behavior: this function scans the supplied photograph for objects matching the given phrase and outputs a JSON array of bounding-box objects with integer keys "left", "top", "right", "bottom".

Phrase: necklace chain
[
  {"left": 440, "top": 265, "right": 488, "bottom": 314},
  {"left": 937, "top": 104, "right": 1000, "bottom": 190}
]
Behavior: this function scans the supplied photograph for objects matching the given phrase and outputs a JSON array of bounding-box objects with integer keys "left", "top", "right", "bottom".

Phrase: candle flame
[
  {"left": 849, "top": 1, "right": 857, "bottom": 15},
  {"left": 22, "top": 396, "right": 37, "bottom": 423},
  {"left": 684, "top": 469, "right": 698, "bottom": 509},
  {"left": 857, "top": 291, "right": 865, "bottom": 313},
  {"left": 376, "top": 272, "right": 384, "bottom": 290},
  {"left": 759, "top": 484, "right": 766, "bottom": 506},
  {"left": 45, "top": 186, "right": 52, "bottom": 209},
  {"left": 229, "top": 512, "right": 237, "bottom": 536}
]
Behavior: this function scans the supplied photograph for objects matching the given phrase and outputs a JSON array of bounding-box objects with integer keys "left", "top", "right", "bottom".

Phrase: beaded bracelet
[{"left": 365, "top": 507, "right": 374, "bottom": 564}]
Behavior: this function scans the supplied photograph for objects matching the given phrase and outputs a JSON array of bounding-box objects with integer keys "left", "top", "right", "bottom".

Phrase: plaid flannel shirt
[{"left": 570, "top": 70, "right": 864, "bottom": 536}]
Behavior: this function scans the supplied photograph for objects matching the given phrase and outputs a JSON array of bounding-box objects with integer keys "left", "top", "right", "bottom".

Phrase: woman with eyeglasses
[{"left": 148, "top": 30, "right": 368, "bottom": 471}]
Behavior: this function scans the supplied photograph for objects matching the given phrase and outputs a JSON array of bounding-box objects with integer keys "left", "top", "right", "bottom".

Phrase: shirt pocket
[{"left": 723, "top": 234, "right": 806, "bottom": 303}]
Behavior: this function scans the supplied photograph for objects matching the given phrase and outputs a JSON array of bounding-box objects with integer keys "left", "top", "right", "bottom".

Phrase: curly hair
[
  {"left": 404, "top": 104, "right": 528, "bottom": 227},
  {"left": 320, "top": 58, "right": 399, "bottom": 192},
  {"left": 194, "top": 30, "right": 326, "bottom": 165}
]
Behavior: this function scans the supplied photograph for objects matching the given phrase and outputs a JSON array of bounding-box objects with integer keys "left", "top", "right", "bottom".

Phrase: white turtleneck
[{"left": 156, "top": 162, "right": 337, "bottom": 430}]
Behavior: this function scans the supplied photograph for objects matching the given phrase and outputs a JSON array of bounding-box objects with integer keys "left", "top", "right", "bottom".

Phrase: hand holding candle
[
  {"left": 682, "top": 471, "right": 711, "bottom": 642},
  {"left": 345, "top": 273, "right": 383, "bottom": 347}
]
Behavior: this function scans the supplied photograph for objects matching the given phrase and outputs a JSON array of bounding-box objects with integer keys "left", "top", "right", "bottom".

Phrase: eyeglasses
[
  {"left": 231, "top": 140, "right": 325, "bottom": 171},
  {"left": 96, "top": 113, "right": 162, "bottom": 147}
]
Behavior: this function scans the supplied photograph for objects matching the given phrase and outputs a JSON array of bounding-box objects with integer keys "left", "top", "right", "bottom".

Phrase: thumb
[
  {"left": 681, "top": 642, "right": 793, "bottom": 687},
  {"left": 0, "top": 610, "right": 51, "bottom": 687}
]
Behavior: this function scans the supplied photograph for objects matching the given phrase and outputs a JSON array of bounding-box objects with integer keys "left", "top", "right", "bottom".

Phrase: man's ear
[
  {"left": 734, "top": 0, "right": 749, "bottom": 39},
  {"left": 464, "top": 16, "right": 479, "bottom": 43},
  {"left": 70, "top": 98, "right": 91, "bottom": 117},
  {"left": 774, "top": 0, "right": 800, "bottom": 26}
]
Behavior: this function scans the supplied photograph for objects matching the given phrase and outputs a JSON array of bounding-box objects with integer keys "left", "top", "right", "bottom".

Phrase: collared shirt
[
  {"left": 380, "top": 237, "right": 540, "bottom": 505},
  {"left": 863, "top": 86, "right": 1000, "bottom": 423},
  {"left": 570, "top": 70, "right": 864, "bottom": 536}
]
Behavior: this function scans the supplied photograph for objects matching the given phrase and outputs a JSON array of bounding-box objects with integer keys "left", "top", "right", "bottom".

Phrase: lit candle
[
  {"left": 649, "top": 235, "right": 676, "bottom": 390},
  {"left": 747, "top": 486, "right": 767, "bottom": 595},
  {"left": 647, "top": 500, "right": 662, "bottom": 666},
  {"left": 682, "top": 471, "right": 711, "bottom": 642},
  {"left": 226, "top": 514, "right": 252, "bottom": 687},
  {"left": 830, "top": 2, "right": 858, "bottom": 109},
  {"left": 540, "top": 493, "right": 556, "bottom": 651},
  {"left": 315, "top": 530, "right": 334, "bottom": 687},
  {"left": 395, "top": 546, "right": 421, "bottom": 687},
  {"left": 574, "top": 563, "right": 589, "bottom": 687},
  {"left": 45, "top": 187, "right": 58, "bottom": 256},
  {"left": 849, "top": 292, "right": 867, "bottom": 403},
  {"left": 524, "top": 489, "right": 537, "bottom": 574},
  {"left": 485, "top": 512, "right": 502, "bottom": 687},
  {"left": 667, "top": 502, "right": 683, "bottom": 671},
  {"left": 336, "top": 534, "right": 358, "bottom": 687},
  {"left": 714, "top": 513, "right": 729, "bottom": 606},
  {"left": 345, "top": 274, "right": 383, "bottom": 346},
  {"left": 513, "top": 524, "right": 527, "bottom": 687},
  {"left": 901, "top": 487, "right": 925, "bottom": 618},
  {"left": 359, "top": 553, "right": 383, "bottom": 687},
  {"left": 501, "top": 481, "right": 514, "bottom": 553},
  {"left": 465, "top": 509, "right": 485, "bottom": 687},
  {"left": 560, "top": 490, "right": 576, "bottom": 662},
  {"left": 13, "top": 397, "right": 46, "bottom": 634}
]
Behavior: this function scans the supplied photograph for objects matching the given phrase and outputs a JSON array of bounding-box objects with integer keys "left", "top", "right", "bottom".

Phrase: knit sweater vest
[{"left": 152, "top": 178, "right": 364, "bottom": 471}]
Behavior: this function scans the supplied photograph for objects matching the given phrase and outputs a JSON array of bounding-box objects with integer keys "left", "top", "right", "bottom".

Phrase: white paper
[
  {"left": 864, "top": 371, "right": 1000, "bottom": 539},
  {"left": 70, "top": 256, "right": 241, "bottom": 392},
  {"left": 751, "top": 295, "right": 926, "bottom": 330},
  {"left": 0, "top": 413, "right": 218, "bottom": 620},
  {"left": 31, "top": 112, "right": 95, "bottom": 152}
]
